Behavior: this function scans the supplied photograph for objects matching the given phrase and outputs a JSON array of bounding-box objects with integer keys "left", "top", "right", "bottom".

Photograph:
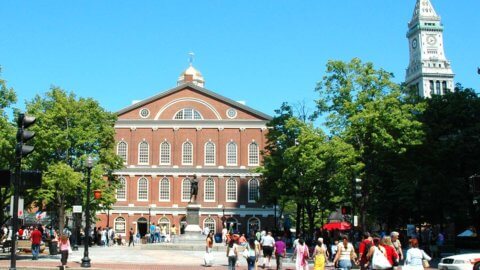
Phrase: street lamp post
[{"left": 81, "top": 156, "right": 93, "bottom": 268}]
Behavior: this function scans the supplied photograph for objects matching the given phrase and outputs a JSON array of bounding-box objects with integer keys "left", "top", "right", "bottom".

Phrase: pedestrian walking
[
  {"left": 274, "top": 235, "right": 286, "bottom": 270},
  {"left": 128, "top": 227, "right": 134, "bottom": 247},
  {"left": 359, "top": 232, "right": 373, "bottom": 270},
  {"left": 333, "top": 235, "right": 357, "bottom": 270},
  {"left": 58, "top": 234, "right": 71, "bottom": 270},
  {"left": 204, "top": 231, "right": 214, "bottom": 266},
  {"left": 227, "top": 238, "right": 239, "bottom": 270},
  {"left": 171, "top": 224, "right": 177, "bottom": 243},
  {"left": 30, "top": 225, "right": 42, "bottom": 260},
  {"left": 404, "top": 238, "right": 431, "bottom": 270},
  {"left": 260, "top": 231, "right": 275, "bottom": 268},
  {"left": 390, "top": 232, "right": 403, "bottom": 261},
  {"left": 293, "top": 238, "right": 310, "bottom": 270},
  {"left": 313, "top": 238, "right": 328, "bottom": 270},
  {"left": 367, "top": 237, "right": 391, "bottom": 270},
  {"left": 244, "top": 238, "right": 259, "bottom": 270},
  {"left": 381, "top": 236, "right": 399, "bottom": 270}
]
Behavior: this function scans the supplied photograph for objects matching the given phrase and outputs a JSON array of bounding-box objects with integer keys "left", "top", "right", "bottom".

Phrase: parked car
[{"left": 439, "top": 253, "right": 480, "bottom": 270}]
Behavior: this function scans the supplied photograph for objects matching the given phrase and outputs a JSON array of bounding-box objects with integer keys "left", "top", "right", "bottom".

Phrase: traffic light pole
[{"left": 9, "top": 160, "right": 20, "bottom": 270}]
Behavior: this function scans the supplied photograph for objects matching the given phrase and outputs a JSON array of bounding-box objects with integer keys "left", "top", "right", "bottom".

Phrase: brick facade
[{"left": 95, "top": 77, "right": 275, "bottom": 237}]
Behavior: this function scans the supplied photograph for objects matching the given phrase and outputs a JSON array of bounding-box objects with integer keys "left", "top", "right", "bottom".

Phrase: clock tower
[{"left": 405, "top": 0, "right": 454, "bottom": 98}]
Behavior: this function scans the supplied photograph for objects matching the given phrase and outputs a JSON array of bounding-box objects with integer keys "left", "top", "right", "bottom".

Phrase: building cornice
[
  {"left": 115, "top": 119, "right": 268, "bottom": 130},
  {"left": 114, "top": 167, "right": 262, "bottom": 177}
]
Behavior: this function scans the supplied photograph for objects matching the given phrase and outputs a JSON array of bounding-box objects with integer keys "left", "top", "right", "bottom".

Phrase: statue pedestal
[{"left": 180, "top": 204, "right": 204, "bottom": 242}]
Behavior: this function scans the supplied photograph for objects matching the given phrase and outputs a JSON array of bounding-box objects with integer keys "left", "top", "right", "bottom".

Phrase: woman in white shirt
[
  {"left": 405, "top": 238, "right": 431, "bottom": 270},
  {"left": 333, "top": 235, "right": 358, "bottom": 270},
  {"left": 226, "top": 238, "right": 239, "bottom": 270}
]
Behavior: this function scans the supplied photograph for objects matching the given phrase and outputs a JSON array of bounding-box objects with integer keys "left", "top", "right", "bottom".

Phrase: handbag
[
  {"left": 422, "top": 259, "right": 430, "bottom": 268},
  {"left": 372, "top": 247, "right": 392, "bottom": 270},
  {"left": 242, "top": 246, "right": 250, "bottom": 258}
]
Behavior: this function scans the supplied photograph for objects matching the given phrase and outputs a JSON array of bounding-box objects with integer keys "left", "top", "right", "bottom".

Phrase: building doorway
[{"left": 137, "top": 217, "right": 148, "bottom": 237}]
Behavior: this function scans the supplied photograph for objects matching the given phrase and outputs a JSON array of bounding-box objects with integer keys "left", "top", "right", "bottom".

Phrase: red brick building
[{"left": 95, "top": 64, "right": 275, "bottom": 237}]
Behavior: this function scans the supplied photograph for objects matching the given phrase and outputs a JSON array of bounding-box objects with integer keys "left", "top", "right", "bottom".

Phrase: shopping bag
[{"left": 204, "top": 252, "right": 214, "bottom": 266}]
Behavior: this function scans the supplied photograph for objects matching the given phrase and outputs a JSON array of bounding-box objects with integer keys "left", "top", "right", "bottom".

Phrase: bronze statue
[{"left": 189, "top": 175, "right": 199, "bottom": 203}]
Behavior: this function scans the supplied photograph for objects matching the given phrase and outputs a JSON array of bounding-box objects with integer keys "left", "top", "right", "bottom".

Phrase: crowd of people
[{"left": 215, "top": 228, "right": 435, "bottom": 270}]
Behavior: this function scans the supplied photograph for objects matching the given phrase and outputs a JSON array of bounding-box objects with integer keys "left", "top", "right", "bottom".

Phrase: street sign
[
  {"left": 73, "top": 205, "right": 83, "bottom": 213},
  {"left": 10, "top": 196, "right": 24, "bottom": 218}
]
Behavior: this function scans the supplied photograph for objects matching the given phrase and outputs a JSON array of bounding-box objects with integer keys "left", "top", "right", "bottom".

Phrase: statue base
[{"left": 179, "top": 204, "right": 204, "bottom": 242}]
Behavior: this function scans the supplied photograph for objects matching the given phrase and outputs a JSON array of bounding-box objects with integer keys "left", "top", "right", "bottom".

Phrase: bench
[
  {"left": 0, "top": 240, "right": 11, "bottom": 253},
  {"left": 17, "top": 240, "right": 31, "bottom": 252}
]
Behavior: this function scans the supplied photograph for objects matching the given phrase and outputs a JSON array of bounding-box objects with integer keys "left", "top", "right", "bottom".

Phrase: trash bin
[
  {"left": 49, "top": 241, "right": 58, "bottom": 255},
  {"left": 214, "top": 233, "right": 222, "bottom": 243},
  {"left": 141, "top": 237, "right": 147, "bottom": 244}
]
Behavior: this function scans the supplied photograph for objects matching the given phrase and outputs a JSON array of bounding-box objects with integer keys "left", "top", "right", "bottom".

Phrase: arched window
[
  {"left": 226, "top": 178, "right": 237, "bottom": 202},
  {"left": 159, "top": 178, "right": 170, "bottom": 201},
  {"left": 137, "top": 177, "right": 148, "bottom": 201},
  {"left": 117, "top": 141, "right": 128, "bottom": 164},
  {"left": 181, "top": 178, "right": 191, "bottom": 202},
  {"left": 203, "top": 217, "right": 216, "bottom": 234},
  {"left": 138, "top": 141, "right": 149, "bottom": 165},
  {"left": 116, "top": 177, "right": 127, "bottom": 201},
  {"left": 160, "top": 141, "right": 171, "bottom": 165},
  {"left": 204, "top": 178, "right": 215, "bottom": 202},
  {"left": 248, "top": 142, "right": 259, "bottom": 166},
  {"left": 158, "top": 217, "right": 170, "bottom": 234},
  {"left": 204, "top": 142, "right": 215, "bottom": 165},
  {"left": 114, "top": 217, "right": 126, "bottom": 234},
  {"left": 247, "top": 217, "right": 261, "bottom": 234},
  {"left": 174, "top": 108, "right": 203, "bottom": 120},
  {"left": 248, "top": 178, "right": 260, "bottom": 202},
  {"left": 182, "top": 141, "right": 193, "bottom": 165},
  {"left": 226, "top": 142, "right": 237, "bottom": 166}
]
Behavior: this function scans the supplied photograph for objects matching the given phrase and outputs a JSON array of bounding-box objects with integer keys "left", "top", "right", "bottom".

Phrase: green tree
[
  {"left": 25, "top": 87, "right": 123, "bottom": 232},
  {"left": 315, "top": 58, "right": 424, "bottom": 229},
  {"left": 0, "top": 68, "right": 17, "bottom": 225}
]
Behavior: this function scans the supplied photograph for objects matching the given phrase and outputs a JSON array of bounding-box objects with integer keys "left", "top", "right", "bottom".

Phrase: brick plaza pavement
[{"left": 0, "top": 245, "right": 304, "bottom": 270}]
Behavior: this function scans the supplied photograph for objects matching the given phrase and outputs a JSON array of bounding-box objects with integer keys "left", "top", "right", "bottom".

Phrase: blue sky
[{"left": 1, "top": 0, "right": 479, "bottom": 118}]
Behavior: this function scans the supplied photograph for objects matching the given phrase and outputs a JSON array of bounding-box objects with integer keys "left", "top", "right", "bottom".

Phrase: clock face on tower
[
  {"left": 412, "top": 38, "right": 418, "bottom": 49},
  {"left": 427, "top": 35, "right": 437, "bottom": 45}
]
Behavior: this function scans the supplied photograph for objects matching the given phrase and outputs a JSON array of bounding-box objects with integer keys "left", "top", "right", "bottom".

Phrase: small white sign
[
  {"left": 73, "top": 205, "right": 83, "bottom": 213},
  {"left": 10, "top": 196, "right": 24, "bottom": 218},
  {"left": 353, "top": 215, "right": 358, "bottom": 227}
]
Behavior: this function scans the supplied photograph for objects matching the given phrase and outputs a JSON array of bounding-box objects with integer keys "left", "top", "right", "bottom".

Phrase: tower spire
[
  {"left": 188, "top": 52, "right": 195, "bottom": 66},
  {"left": 410, "top": 0, "right": 439, "bottom": 25}
]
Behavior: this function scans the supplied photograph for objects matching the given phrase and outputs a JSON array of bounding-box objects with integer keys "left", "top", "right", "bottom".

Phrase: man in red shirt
[
  {"left": 30, "top": 225, "right": 43, "bottom": 260},
  {"left": 359, "top": 232, "right": 373, "bottom": 270}
]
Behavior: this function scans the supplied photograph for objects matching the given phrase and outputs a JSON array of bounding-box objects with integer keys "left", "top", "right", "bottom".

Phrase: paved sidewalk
[{"left": 0, "top": 245, "right": 305, "bottom": 269}]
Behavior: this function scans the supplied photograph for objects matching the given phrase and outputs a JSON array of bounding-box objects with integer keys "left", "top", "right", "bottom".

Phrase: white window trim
[
  {"left": 137, "top": 177, "right": 149, "bottom": 201},
  {"left": 248, "top": 142, "right": 259, "bottom": 166},
  {"left": 159, "top": 141, "right": 171, "bottom": 165},
  {"left": 182, "top": 141, "right": 194, "bottom": 165},
  {"left": 138, "top": 141, "right": 150, "bottom": 165},
  {"left": 226, "top": 178, "right": 237, "bottom": 202},
  {"left": 181, "top": 178, "right": 191, "bottom": 202},
  {"left": 159, "top": 178, "right": 170, "bottom": 202},
  {"left": 116, "top": 177, "right": 127, "bottom": 201},
  {"left": 204, "top": 141, "right": 216, "bottom": 166},
  {"left": 248, "top": 178, "right": 260, "bottom": 203},
  {"left": 173, "top": 108, "right": 204, "bottom": 120},
  {"left": 203, "top": 217, "right": 216, "bottom": 234},
  {"left": 114, "top": 217, "right": 127, "bottom": 235},
  {"left": 226, "top": 142, "right": 238, "bottom": 166},
  {"left": 203, "top": 178, "right": 215, "bottom": 202},
  {"left": 117, "top": 141, "right": 128, "bottom": 165}
]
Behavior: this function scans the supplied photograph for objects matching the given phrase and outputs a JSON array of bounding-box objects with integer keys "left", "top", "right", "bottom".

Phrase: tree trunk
[
  {"left": 296, "top": 202, "right": 302, "bottom": 237},
  {"left": 58, "top": 194, "right": 65, "bottom": 235}
]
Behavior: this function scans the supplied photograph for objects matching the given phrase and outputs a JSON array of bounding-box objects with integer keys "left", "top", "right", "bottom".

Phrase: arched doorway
[
  {"left": 248, "top": 217, "right": 261, "bottom": 236},
  {"left": 180, "top": 216, "right": 187, "bottom": 234},
  {"left": 137, "top": 217, "right": 148, "bottom": 237},
  {"left": 226, "top": 217, "right": 238, "bottom": 233}
]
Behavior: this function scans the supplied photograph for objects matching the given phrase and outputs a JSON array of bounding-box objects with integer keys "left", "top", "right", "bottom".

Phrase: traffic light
[
  {"left": 341, "top": 206, "right": 351, "bottom": 215},
  {"left": 20, "top": 170, "right": 42, "bottom": 189},
  {"left": 355, "top": 178, "right": 362, "bottom": 198},
  {"left": 16, "top": 113, "right": 36, "bottom": 158},
  {"left": 0, "top": 170, "right": 11, "bottom": 188}
]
